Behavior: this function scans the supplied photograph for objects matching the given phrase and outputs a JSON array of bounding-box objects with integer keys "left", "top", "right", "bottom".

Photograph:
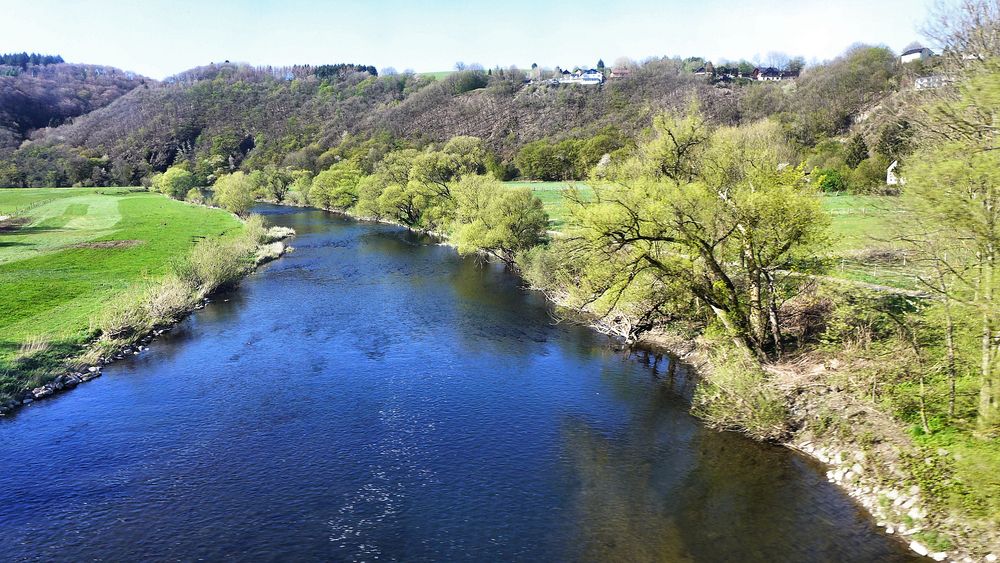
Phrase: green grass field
[
  {"left": 417, "top": 71, "right": 455, "bottom": 80},
  {"left": 504, "top": 181, "right": 593, "bottom": 229},
  {"left": 0, "top": 188, "right": 242, "bottom": 377}
]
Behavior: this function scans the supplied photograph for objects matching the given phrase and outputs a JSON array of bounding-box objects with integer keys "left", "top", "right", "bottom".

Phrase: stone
[
  {"left": 986, "top": 554, "right": 997, "bottom": 563},
  {"left": 909, "top": 541, "right": 929, "bottom": 556},
  {"left": 885, "top": 526, "right": 894, "bottom": 534},
  {"left": 929, "top": 552, "right": 946, "bottom": 561},
  {"left": 88, "top": 366, "right": 99, "bottom": 373},
  {"left": 909, "top": 485, "right": 920, "bottom": 495},
  {"left": 901, "top": 496, "right": 917, "bottom": 510},
  {"left": 22, "top": 398, "right": 33, "bottom": 405},
  {"left": 907, "top": 507, "right": 924, "bottom": 520},
  {"left": 851, "top": 463, "right": 863, "bottom": 475}
]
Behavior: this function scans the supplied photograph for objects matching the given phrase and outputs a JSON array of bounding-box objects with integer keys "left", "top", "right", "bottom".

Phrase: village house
[
  {"left": 559, "top": 68, "right": 604, "bottom": 85},
  {"left": 752, "top": 67, "right": 798, "bottom": 81},
  {"left": 901, "top": 41, "right": 933, "bottom": 63},
  {"left": 610, "top": 67, "right": 631, "bottom": 79}
]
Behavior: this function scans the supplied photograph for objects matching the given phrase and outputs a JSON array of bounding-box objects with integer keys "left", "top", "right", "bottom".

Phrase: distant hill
[
  {"left": 0, "top": 45, "right": 904, "bottom": 187},
  {"left": 0, "top": 60, "right": 147, "bottom": 148}
]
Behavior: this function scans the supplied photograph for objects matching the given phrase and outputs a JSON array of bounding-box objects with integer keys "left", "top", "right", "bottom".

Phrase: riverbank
[
  {"left": 638, "top": 328, "right": 1000, "bottom": 562},
  {"left": 0, "top": 191, "right": 295, "bottom": 417},
  {"left": 298, "top": 199, "right": 996, "bottom": 562}
]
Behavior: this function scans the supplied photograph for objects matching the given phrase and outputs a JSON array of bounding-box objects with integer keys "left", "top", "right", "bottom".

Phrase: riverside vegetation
[
  {"left": 1, "top": 0, "right": 998, "bottom": 557},
  {"left": 0, "top": 187, "right": 293, "bottom": 410}
]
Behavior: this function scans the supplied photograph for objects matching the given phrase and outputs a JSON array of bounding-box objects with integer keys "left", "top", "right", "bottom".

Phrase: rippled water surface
[{"left": 0, "top": 206, "right": 917, "bottom": 561}]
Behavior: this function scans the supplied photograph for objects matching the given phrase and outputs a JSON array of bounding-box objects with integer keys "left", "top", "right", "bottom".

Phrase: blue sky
[{"left": 2, "top": 0, "right": 933, "bottom": 79}]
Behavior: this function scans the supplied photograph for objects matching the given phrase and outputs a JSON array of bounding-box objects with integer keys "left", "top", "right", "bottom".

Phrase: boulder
[{"left": 908, "top": 541, "right": 929, "bottom": 556}]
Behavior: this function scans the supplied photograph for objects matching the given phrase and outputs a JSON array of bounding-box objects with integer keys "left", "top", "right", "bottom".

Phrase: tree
[
  {"left": 451, "top": 175, "right": 549, "bottom": 267},
  {"left": 787, "top": 56, "right": 806, "bottom": 74},
  {"left": 213, "top": 171, "right": 256, "bottom": 216},
  {"left": 845, "top": 134, "right": 869, "bottom": 169},
  {"left": 903, "top": 51, "right": 1000, "bottom": 430},
  {"left": 151, "top": 166, "right": 196, "bottom": 199},
  {"left": 311, "top": 160, "right": 362, "bottom": 210},
  {"left": 567, "top": 111, "right": 827, "bottom": 357},
  {"left": 249, "top": 165, "right": 292, "bottom": 202}
]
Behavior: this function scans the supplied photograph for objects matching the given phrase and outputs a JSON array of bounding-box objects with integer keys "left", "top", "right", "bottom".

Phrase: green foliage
[
  {"left": 570, "top": 110, "right": 828, "bottom": 356},
  {"left": 874, "top": 120, "right": 913, "bottom": 162},
  {"left": 213, "top": 171, "right": 256, "bottom": 216},
  {"left": 447, "top": 70, "right": 489, "bottom": 94},
  {"left": 515, "top": 133, "right": 623, "bottom": 181},
  {"left": 451, "top": 175, "right": 548, "bottom": 266},
  {"left": 693, "top": 344, "right": 788, "bottom": 440},
  {"left": 310, "top": 160, "right": 362, "bottom": 210},
  {"left": 814, "top": 168, "right": 848, "bottom": 192},
  {"left": 151, "top": 166, "right": 197, "bottom": 199},
  {"left": 788, "top": 45, "right": 900, "bottom": 144},
  {"left": 847, "top": 154, "right": 890, "bottom": 194},
  {"left": 184, "top": 187, "right": 205, "bottom": 204},
  {"left": 845, "top": 134, "right": 869, "bottom": 169}
]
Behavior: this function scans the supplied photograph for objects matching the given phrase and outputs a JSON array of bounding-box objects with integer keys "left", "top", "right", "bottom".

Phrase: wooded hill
[
  {"left": 0, "top": 58, "right": 146, "bottom": 150},
  {"left": 0, "top": 45, "right": 910, "bottom": 188}
]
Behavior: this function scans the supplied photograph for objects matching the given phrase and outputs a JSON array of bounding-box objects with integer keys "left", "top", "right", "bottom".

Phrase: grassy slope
[
  {"left": 417, "top": 71, "right": 455, "bottom": 80},
  {"left": 0, "top": 189, "right": 242, "bottom": 381},
  {"left": 0, "top": 187, "right": 90, "bottom": 215}
]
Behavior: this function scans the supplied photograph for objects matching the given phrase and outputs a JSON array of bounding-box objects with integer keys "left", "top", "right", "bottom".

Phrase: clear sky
[{"left": 1, "top": 0, "right": 933, "bottom": 79}]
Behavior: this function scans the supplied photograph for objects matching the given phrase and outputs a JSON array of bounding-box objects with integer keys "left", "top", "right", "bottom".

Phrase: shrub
[
  {"left": 814, "top": 168, "right": 848, "bottom": 192},
  {"left": 185, "top": 187, "right": 205, "bottom": 204},
  {"left": 693, "top": 345, "right": 788, "bottom": 441},
  {"left": 151, "top": 166, "right": 197, "bottom": 199}
]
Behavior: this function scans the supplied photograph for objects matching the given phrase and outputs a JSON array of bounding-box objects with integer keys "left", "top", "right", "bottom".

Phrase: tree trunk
[
  {"left": 980, "top": 311, "right": 999, "bottom": 431},
  {"left": 979, "top": 245, "right": 999, "bottom": 432},
  {"left": 943, "top": 297, "right": 957, "bottom": 418}
]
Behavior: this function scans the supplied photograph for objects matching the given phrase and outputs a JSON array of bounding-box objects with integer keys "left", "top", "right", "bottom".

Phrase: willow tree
[
  {"left": 451, "top": 175, "right": 548, "bottom": 268},
  {"left": 567, "top": 112, "right": 827, "bottom": 359}
]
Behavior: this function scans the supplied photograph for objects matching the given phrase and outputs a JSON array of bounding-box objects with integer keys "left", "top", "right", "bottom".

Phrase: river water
[{"left": 0, "top": 206, "right": 918, "bottom": 561}]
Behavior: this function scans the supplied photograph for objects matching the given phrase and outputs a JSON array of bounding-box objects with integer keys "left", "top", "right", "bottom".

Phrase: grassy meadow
[{"left": 0, "top": 188, "right": 242, "bottom": 395}]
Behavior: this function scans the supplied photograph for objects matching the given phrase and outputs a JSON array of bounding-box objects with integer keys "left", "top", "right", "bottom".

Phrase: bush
[
  {"left": 185, "top": 187, "right": 205, "bottom": 204},
  {"left": 814, "top": 168, "right": 848, "bottom": 192},
  {"left": 848, "top": 155, "right": 890, "bottom": 194},
  {"left": 151, "top": 166, "right": 197, "bottom": 199},
  {"left": 693, "top": 345, "right": 789, "bottom": 441}
]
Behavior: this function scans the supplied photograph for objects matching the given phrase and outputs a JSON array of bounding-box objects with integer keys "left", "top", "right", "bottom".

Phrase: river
[{"left": 0, "top": 205, "right": 918, "bottom": 561}]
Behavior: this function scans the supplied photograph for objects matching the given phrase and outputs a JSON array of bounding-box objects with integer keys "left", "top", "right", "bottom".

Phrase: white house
[
  {"left": 901, "top": 42, "right": 933, "bottom": 63},
  {"left": 558, "top": 68, "right": 604, "bottom": 85},
  {"left": 887, "top": 160, "right": 906, "bottom": 186}
]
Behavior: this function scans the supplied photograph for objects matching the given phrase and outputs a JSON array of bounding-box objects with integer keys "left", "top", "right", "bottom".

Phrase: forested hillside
[
  {"left": 0, "top": 45, "right": 911, "bottom": 188},
  {"left": 0, "top": 55, "right": 145, "bottom": 150}
]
